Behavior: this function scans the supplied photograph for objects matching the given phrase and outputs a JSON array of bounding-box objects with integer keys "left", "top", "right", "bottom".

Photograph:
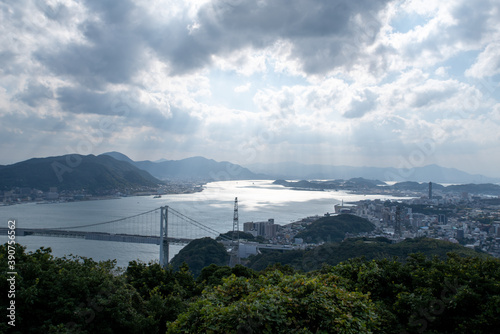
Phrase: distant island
[{"left": 273, "top": 178, "right": 500, "bottom": 197}]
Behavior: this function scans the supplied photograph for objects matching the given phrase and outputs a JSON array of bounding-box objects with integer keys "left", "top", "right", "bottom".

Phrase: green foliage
[
  {"left": 295, "top": 214, "right": 375, "bottom": 244},
  {"left": 217, "top": 230, "right": 255, "bottom": 240},
  {"left": 124, "top": 260, "right": 200, "bottom": 333},
  {"left": 170, "top": 237, "right": 230, "bottom": 277},
  {"left": 167, "top": 270, "right": 381, "bottom": 333},
  {"left": 326, "top": 253, "right": 500, "bottom": 333},
  {"left": 0, "top": 243, "right": 152, "bottom": 334},
  {"left": 2, "top": 242, "right": 500, "bottom": 334},
  {"left": 247, "top": 237, "right": 490, "bottom": 272},
  {"left": 197, "top": 264, "right": 257, "bottom": 288}
]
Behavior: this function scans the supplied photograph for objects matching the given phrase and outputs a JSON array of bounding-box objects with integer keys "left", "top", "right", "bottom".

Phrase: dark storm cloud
[
  {"left": 158, "top": 0, "right": 391, "bottom": 75},
  {"left": 32, "top": 0, "right": 392, "bottom": 86},
  {"left": 35, "top": 0, "right": 147, "bottom": 89},
  {"left": 14, "top": 81, "right": 54, "bottom": 107}
]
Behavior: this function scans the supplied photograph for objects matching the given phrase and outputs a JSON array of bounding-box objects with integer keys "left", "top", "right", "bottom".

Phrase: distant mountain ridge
[
  {"left": 102, "top": 152, "right": 264, "bottom": 181},
  {"left": 0, "top": 154, "right": 161, "bottom": 193},
  {"left": 247, "top": 162, "right": 499, "bottom": 184}
]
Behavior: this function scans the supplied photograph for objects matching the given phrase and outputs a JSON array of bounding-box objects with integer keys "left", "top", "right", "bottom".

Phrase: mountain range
[
  {"left": 1, "top": 152, "right": 498, "bottom": 194},
  {"left": 0, "top": 154, "right": 161, "bottom": 193},
  {"left": 246, "top": 162, "right": 500, "bottom": 184},
  {"left": 102, "top": 151, "right": 263, "bottom": 181}
]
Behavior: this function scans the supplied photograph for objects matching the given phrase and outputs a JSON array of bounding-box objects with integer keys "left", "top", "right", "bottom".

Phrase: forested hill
[
  {"left": 0, "top": 154, "right": 161, "bottom": 193},
  {"left": 169, "top": 237, "right": 229, "bottom": 277},
  {"left": 247, "top": 237, "right": 489, "bottom": 271},
  {"left": 294, "top": 214, "right": 376, "bottom": 243}
]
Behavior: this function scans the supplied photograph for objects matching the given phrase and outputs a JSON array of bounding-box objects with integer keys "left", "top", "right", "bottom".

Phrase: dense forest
[
  {"left": 246, "top": 237, "right": 489, "bottom": 271},
  {"left": 294, "top": 213, "right": 376, "bottom": 243},
  {"left": 2, "top": 242, "right": 500, "bottom": 333}
]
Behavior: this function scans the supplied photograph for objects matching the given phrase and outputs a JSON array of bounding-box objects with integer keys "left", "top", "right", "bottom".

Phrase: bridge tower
[
  {"left": 229, "top": 197, "right": 240, "bottom": 266},
  {"left": 159, "top": 206, "right": 169, "bottom": 267}
]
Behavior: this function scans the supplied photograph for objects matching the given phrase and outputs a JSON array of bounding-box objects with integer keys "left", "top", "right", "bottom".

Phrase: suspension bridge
[{"left": 1, "top": 206, "right": 234, "bottom": 267}]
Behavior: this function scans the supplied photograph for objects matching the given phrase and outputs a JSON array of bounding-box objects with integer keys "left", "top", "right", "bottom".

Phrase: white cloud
[
  {"left": 466, "top": 42, "right": 500, "bottom": 78},
  {"left": 234, "top": 83, "right": 251, "bottom": 93}
]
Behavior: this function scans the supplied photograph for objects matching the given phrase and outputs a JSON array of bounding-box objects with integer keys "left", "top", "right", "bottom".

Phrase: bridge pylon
[{"left": 159, "top": 206, "right": 169, "bottom": 267}]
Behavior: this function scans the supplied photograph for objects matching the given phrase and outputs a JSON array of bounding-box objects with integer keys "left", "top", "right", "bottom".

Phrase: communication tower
[{"left": 229, "top": 197, "right": 240, "bottom": 266}]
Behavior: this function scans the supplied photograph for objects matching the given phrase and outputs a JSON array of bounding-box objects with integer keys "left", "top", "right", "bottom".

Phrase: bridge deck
[{"left": 0, "top": 227, "right": 193, "bottom": 245}]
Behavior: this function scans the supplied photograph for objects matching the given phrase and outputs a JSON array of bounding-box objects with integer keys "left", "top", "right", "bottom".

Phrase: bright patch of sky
[{"left": 390, "top": 12, "right": 429, "bottom": 34}]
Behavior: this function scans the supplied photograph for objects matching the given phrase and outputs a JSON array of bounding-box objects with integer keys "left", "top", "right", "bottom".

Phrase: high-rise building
[
  {"left": 428, "top": 182, "right": 433, "bottom": 199},
  {"left": 243, "top": 219, "right": 276, "bottom": 239}
]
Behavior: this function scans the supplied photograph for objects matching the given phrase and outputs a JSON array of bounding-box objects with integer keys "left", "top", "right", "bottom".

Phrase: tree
[
  {"left": 167, "top": 270, "right": 381, "bottom": 333},
  {"left": 169, "top": 237, "right": 230, "bottom": 277},
  {"left": 0, "top": 243, "right": 152, "bottom": 334},
  {"left": 197, "top": 264, "right": 257, "bottom": 288},
  {"left": 327, "top": 253, "right": 500, "bottom": 333},
  {"left": 124, "top": 260, "right": 199, "bottom": 333}
]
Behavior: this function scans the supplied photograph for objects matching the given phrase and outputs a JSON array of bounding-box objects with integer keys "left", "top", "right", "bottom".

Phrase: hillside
[
  {"left": 169, "top": 237, "right": 229, "bottom": 276},
  {"left": 0, "top": 154, "right": 161, "bottom": 193},
  {"left": 247, "top": 237, "right": 489, "bottom": 271},
  {"left": 102, "top": 152, "right": 264, "bottom": 181},
  {"left": 294, "top": 213, "right": 376, "bottom": 243}
]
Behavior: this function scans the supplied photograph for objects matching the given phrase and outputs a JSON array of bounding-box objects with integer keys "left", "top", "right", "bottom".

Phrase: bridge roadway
[
  {"left": 1, "top": 228, "right": 299, "bottom": 251},
  {"left": 0, "top": 227, "right": 193, "bottom": 245}
]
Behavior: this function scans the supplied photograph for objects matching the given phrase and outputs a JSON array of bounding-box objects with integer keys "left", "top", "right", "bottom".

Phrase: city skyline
[{"left": 1, "top": 0, "right": 499, "bottom": 177}]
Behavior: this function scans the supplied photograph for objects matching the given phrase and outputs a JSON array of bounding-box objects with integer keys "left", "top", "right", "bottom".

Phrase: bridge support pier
[{"left": 159, "top": 206, "right": 169, "bottom": 268}]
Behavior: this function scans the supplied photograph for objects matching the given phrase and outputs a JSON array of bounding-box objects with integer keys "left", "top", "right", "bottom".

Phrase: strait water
[{"left": 0, "top": 180, "right": 407, "bottom": 268}]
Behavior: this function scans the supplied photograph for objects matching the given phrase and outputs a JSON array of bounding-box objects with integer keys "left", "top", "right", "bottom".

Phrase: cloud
[
  {"left": 344, "top": 89, "right": 378, "bottom": 118},
  {"left": 1, "top": 0, "right": 500, "bottom": 176},
  {"left": 55, "top": 85, "right": 200, "bottom": 134},
  {"left": 35, "top": 1, "right": 148, "bottom": 89},
  {"left": 234, "top": 83, "right": 251, "bottom": 93},
  {"left": 466, "top": 42, "right": 500, "bottom": 78},
  {"left": 152, "top": 0, "right": 392, "bottom": 75},
  {"left": 14, "top": 80, "right": 54, "bottom": 107}
]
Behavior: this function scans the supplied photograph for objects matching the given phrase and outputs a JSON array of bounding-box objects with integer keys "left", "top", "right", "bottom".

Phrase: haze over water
[{"left": 1, "top": 180, "right": 409, "bottom": 267}]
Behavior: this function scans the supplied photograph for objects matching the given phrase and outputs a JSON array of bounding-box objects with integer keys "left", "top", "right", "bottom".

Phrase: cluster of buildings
[
  {"left": 243, "top": 219, "right": 278, "bottom": 239},
  {"left": 237, "top": 182, "right": 500, "bottom": 259},
  {"left": 0, "top": 182, "right": 203, "bottom": 205},
  {"left": 348, "top": 191, "right": 500, "bottom": 258},
  {"left": 0, "top": 187, "right": 93, "bottom": 204}
]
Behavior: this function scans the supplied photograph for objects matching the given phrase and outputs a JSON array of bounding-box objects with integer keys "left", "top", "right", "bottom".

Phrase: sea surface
[{"left": 0, "top": 180, "right": 409, "bottom": 268}]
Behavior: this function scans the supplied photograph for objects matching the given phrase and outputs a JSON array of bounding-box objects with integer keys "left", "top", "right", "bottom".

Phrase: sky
[{"left": 1, "top": 0, "right": 499, "bottom": 177}]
